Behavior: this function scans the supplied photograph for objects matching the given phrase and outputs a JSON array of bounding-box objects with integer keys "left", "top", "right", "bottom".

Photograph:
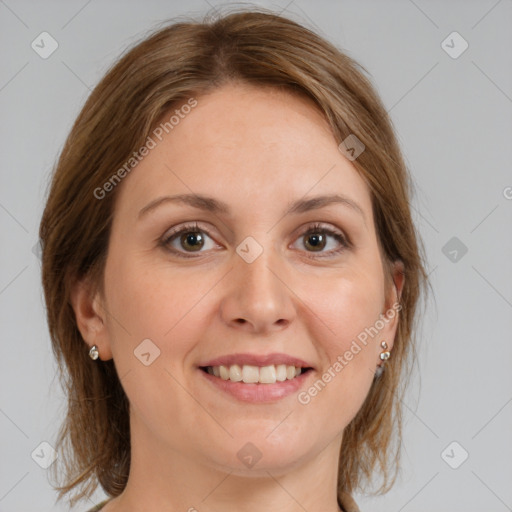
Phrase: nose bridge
[
  {"left": 222, "top": 235, "right": 295, "bottom": 331},
  {"left": 244, "top": 245, "right": 276, "bottom": 284},
  {"left": 236, "top": 239, "right": 282, "bottom": 302}
]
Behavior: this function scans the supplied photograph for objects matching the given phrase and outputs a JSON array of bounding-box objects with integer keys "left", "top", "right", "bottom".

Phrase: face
[{"left": 84, "top": 83, "right": 402, "bottom": 476}]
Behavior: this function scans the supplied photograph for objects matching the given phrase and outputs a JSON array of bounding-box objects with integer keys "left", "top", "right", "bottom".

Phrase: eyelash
[{"left": 159, "top": 222, "right": 350, "bottom": 259}]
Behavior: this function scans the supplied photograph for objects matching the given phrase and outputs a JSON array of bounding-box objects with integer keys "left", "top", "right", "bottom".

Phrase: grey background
[{"left": 1, "top": 0, "right": 511, "bottom": 511}]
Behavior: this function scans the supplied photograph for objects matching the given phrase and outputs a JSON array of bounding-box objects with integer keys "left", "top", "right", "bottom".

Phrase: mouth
[
  {"left": 199, "top": 364, "right": 314, "bottom": 384},
  {"left": 197, "top": 352, "right": 316, "bottom": 402}
]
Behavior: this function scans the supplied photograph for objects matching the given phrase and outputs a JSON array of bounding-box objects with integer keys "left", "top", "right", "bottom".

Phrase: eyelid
[
  {"left": 159, "top": 222, "right": 221, "bottom": 256},
  {"left": 298, "top": 222, "right": 348, "bottom": 242},
  {"left": 161, "top": 221, "right": 215, "bottom": 242}
]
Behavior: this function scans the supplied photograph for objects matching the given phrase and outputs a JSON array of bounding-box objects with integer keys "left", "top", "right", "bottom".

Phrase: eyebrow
[{"left": 138, "top": 193, "right": 366, "bottom": 224}]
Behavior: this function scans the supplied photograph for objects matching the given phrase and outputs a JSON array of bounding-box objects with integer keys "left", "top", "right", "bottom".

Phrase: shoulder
[{"left": 86, "top": 499, "right": 111, "bottom": 511}]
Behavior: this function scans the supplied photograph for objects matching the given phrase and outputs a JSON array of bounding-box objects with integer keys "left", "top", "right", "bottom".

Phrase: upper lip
[{"left": 199, "top": 352, "right": 314, "bottom": 369}]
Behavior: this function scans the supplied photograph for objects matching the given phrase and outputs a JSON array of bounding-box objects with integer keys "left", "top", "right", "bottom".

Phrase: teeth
[
  {"left": 219, "top": 365, "right": 229, "bottom": 380},
  {"left": 207, "top": 364, "right": 306, "bottom": 384},
  {"left": 242, "top": 365, "right": 259, "bottom": 383},
  {"left": 229, "top": 364, "right": 243, "bottom": 382},
  {"left": 259, "top": 365, "right": 276, "bottom": 384},
  {"left": 276, "top": 364, "right": 287, "bottom": 382}
]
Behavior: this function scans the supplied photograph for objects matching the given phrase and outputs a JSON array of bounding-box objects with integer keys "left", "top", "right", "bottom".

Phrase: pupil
[
  {"left": 307, "top": 233, "right": 325, "bottom": 251},
  {"left": 182, "top": 232, "right": 203, "bottom": 251}
]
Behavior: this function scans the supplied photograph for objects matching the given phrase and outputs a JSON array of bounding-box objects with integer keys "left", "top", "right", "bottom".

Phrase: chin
[{"left": 207, "top": 432, "right": 315, "bottom": 476}]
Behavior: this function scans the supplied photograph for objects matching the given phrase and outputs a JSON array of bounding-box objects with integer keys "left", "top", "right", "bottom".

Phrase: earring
[
  {"left": 375, "top": 341, "right": 391, "bottom": 378},
  {"left": 88, "top": 345, "right": 99, "bottom": 360},
  {"left": 379, "top": 341, "right": 391, "bottom": 361}
]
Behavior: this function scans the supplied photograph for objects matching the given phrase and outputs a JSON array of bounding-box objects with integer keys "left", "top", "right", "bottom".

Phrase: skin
[{"left": 72, "top": 83, "right": 404, "bottom": 512}]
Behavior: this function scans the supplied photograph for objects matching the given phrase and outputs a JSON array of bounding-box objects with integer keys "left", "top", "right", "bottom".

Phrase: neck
[{"left": 107, "top": 415, "right": 344, "bottom": 512}]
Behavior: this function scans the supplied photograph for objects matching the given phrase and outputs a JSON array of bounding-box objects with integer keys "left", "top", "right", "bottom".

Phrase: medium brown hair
[{"left": 39, "top": 7, "right": 428, "bottom": 507}]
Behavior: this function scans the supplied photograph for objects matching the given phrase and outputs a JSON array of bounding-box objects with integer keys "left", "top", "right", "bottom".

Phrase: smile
[{"left": 200, "top": 364, "right": 313, "bottom": 384}]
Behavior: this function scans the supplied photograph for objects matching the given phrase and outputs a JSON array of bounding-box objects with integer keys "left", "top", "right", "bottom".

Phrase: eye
[
  {"left": 160, "top": 222, "right": 349, "bottom": 259},
  {"left": 160, "top": 222, "right": 219, "bottom": 257},
  {"left": 292, "top": 223, "right": 349, "bottom": 257}
]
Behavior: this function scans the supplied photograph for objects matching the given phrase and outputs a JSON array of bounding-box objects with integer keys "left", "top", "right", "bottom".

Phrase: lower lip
[{"left": 198, "top": 368, "right": 313, "bottom": 403}]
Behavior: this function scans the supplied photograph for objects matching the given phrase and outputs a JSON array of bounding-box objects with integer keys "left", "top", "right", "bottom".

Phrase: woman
[{"left": 39, "top": 9, "right": 428, "bottom": 512}]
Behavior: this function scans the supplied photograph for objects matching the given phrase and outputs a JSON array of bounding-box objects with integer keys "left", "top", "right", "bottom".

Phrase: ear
[
  {"left": 70, "top": 277, "right": 113, "bottom": 360},
  {"left": 379, "top": 259, "right": 405, "bottom": 354},
  {"left": 389, "top": 259, "right": 405, "bottom": 307}
]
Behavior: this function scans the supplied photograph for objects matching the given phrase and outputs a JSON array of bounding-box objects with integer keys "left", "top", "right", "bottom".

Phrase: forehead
[{"left": 113, "top": 83, "right": 373, "bottom": 221}]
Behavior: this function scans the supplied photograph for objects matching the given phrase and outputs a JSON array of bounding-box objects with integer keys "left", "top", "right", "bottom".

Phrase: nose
[{"left": 219, "top": 246, "right": 296, "bottom": 335}]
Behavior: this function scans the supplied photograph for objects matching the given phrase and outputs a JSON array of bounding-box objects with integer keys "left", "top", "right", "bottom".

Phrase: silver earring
[
  {"left": 379, "top": 341, "right": 391, "bottom": 361},
  {"left": 375, "top": 341, "right": 391, "bottom": 378},
  {"left": 89, "top": 345, "right": 99, "bottom": 360}
]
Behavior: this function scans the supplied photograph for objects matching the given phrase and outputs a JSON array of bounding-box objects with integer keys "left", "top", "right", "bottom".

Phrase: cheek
[
  {"left": 307, "top": 265, "right": 385, "bottom": 350},
  {"left": 103, "top": 254, "right": 219, "bottom": 353},
  {"left": 297, "top": 270, "right": 384, "bottom": 420},
  {"left": 101, "top": 255, "right": 216, "bottom": 439}
]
